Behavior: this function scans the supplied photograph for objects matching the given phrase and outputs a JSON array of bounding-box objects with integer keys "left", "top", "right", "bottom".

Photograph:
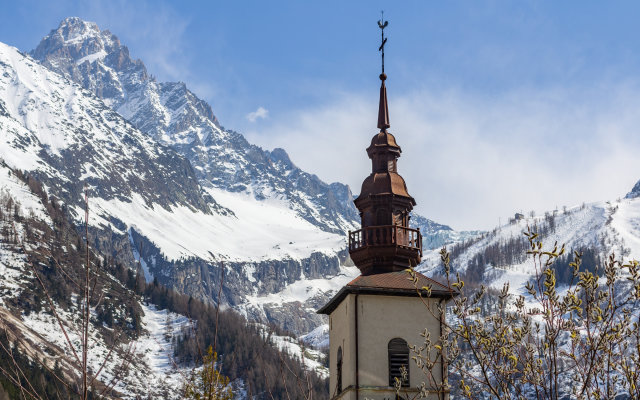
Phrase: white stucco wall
[{"left": 328, "top": 292, "right": 448, "bottom": 400}]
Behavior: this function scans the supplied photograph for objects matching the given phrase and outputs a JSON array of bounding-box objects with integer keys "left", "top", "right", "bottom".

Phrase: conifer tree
[{"left": 184, "top": 345, "right": 233, "bottom": 400}]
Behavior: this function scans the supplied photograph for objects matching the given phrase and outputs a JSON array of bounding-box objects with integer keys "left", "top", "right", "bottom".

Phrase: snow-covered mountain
[
  {"left": 0, "top": 161, "right": 190, "bottom": 398},
  {"left": 0, "top": 161, "right": 328, "bottom": 398},
  {"left": 625, "top": 178, "right": 640, "bottom": 199},
  {"left": 419, "top": 187, "right": 640, "bottom": 298},
  {"left": 0, "top": 39, "right": 347, "bottom": 333},
  {"left": 14, "top": 17, "right": 473, "bottom": 334},
  {"left": 0, "top": 43, "right": 211, "bottom": 215},
  {"left": 412, "top": 214, "right": 482, "bottom": 250},
  {"left": 31, "top": 17, "right": 357, "bottom": 235}
]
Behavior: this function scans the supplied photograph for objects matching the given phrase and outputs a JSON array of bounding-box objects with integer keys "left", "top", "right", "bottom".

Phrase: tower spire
[
  {"left": 348, "top": 15, "right": 421, "bottom": 275},
  {"left": 377, "top": 12, "right": 390, "bottom": 131}
]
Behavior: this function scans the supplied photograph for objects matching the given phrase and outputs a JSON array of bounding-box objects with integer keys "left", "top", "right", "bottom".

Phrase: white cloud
[
  {"left": 246, "top": 82, "right": 640, "bottom": 231},
  {"left": 246, "top": 106, "right": 269, "bottom": 122}
]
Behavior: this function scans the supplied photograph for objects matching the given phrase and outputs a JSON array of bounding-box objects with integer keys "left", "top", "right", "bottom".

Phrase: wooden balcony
[{"left": 349, "top": 225, "right": 422, "bottom": 257}]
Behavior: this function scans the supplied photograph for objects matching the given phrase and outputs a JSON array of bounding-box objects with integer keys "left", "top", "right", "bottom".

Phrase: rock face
[
  {"left": 626, "top": 180, "right": 640, "bottom": 199},
  {"left": 412, "top": 214, "right": 483, "bottom": 250},
  {"left": 0, "top": 41, "right": 212, "bottom": 216},
  {"left": 129, "top": 228, "right": 349, "bottom": 333},
  {"left": 13, "top": 17, "right": 474, "bottom": 335}
]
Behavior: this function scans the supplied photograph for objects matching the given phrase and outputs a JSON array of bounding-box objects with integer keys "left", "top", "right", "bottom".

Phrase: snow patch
[
  {"left": 129, "top": 228, "right": 154, "bottom": 283},
  {"left": 245, "top": 266, "right": 359, "bottom": 307},
  {"left": 301, "top": 324, "right": 329, "bottom": 349},
  {"left": 257, "top": 325, "right": 328, "bottom": 379},
  {"left": 76, "top": 50, "right": 107, "bottom": 65},
  {"left": 0, "top": 163, "right": 48, "bottom": 221},
  {"left": 88, "top": 190, "right": 347, "bottom": 262}
]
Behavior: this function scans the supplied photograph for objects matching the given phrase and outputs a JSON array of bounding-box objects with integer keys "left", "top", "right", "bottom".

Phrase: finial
[
  {"left": 377, "top": 13, "right": 390, "bottom": 131},
  {"left": 378, "top": 11, "right": 388, "bottom": 77}
]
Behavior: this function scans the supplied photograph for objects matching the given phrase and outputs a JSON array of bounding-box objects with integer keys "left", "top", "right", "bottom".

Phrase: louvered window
[
  {"left": 336, "top": 346, "right": 343, "bottom": 393},
  {"left": 387, "top": 159, "right": 396, "bottom": 172},
  {"left": 388, "top": 338, "right": 409, "bottom": 387}
]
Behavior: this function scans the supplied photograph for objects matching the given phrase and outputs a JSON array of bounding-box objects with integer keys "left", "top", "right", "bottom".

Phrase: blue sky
[{"left": 2, "top": 0, "right": 640, "bottom": 230}]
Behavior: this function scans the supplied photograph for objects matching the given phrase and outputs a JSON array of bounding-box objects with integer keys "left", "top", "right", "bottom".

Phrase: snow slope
[
  {"left": 609, "top": 198, "right": 640, "bottom": 260},
  {"left": 0, "top": 162, "right": 191, "bottom": 398},
  {"left": 0, "top": 164, "right": 47, "bottom": 307},
  {"left": 19, "top": 304, "right": 191, "bottom": 399},
  {"left": 89, "top": 189, "right": 346, "bottom": 262},
  {"left": 0, "top": 163, "right": 48, "bottom": 221},
  {"left": 420, "top": 196, "right": 639, "bottom": 297}
]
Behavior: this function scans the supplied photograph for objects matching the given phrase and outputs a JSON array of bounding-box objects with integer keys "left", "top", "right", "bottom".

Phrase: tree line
[{"left": 0, "top": 165, "right": 328, "bottom": 399}]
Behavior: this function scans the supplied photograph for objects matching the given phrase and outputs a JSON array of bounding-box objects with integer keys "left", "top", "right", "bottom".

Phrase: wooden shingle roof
[{"left": 317, "top": 270, "right": 456, "bottom": 315}]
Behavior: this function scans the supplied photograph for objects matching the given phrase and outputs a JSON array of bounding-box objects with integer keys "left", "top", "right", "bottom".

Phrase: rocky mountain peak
[
  {"left": 53, "top": 16, "right": 101, "bottom": 42},
  {"left": 34, "top": 17, "right": 116, "bottom": 63},
  {"left": 32, "top": 17, "right": 148, "bottom": 109},
  {"left": 29, "top": 17, "right": 365, "bottom": 235},
  {"left": 0, "top": 41, "right": 212, "bottom": 215},
  {"left": 625, "top": 179, "right": 640, "bottom": 199},
  {"left": 269, "top": 148, "right": 294, "bottom": 169}
]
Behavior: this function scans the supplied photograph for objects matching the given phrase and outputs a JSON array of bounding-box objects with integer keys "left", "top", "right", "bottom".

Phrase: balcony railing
[{"left": 349, "top": 225, "right": 422, "bottom": 256}]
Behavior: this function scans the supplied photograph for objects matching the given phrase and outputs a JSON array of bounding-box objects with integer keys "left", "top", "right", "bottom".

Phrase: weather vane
[{"left": 378, "top": 11, "right": 388, "bottom": 75}]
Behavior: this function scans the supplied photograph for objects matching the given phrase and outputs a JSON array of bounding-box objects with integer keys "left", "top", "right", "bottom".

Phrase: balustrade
[{"left": 349, "top": 225, "right": 422, "bottom": 256}]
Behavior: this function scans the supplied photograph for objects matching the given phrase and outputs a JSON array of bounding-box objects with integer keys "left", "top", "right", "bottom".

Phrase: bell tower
[
  {"left": 318, "top": 15, "right": 455, "bottom": 400},
  {"left": 350, "top": 68, "right": 422, "bottom": 274}
]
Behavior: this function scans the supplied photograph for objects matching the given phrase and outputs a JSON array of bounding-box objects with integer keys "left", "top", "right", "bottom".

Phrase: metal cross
[{"left": 378, "top": 11, "right": 389, "bottom": 74}]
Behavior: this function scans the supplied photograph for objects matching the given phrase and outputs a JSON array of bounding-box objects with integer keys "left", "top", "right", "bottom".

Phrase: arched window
[
  {"left": 336, "top": 346, "right": 343, "bottom": 393},
  {"left": 388, "top": 338, "right": 409, "bottom": 387}
]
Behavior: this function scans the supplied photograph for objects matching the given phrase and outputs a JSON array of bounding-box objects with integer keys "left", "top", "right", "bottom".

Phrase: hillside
[
  {"left": 0, "top": 161, "right": 329, "bottom": 399},
  {"left": 419, "top": 188, "right": 640, "bottom": 297},
  {"left": 0, "top": 161, "right": 189, "bottom": 398}
]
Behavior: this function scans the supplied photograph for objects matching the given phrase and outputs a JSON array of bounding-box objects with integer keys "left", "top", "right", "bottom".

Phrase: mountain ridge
[
  {"left": 0, "top": 161, "right": 329, "bottom": 398},
  {"left": 32, "top": 16, "right": 359, "bottom": 235},
  {"left": 0, "top": 16, "right": 478, "bottom": 336},
  {"left": 0, "top": 36, "right": 354, "bottom": 333}
]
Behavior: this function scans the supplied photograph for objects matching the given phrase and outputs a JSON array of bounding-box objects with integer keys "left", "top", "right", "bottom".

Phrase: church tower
[{"left": 318, "top": 17, "right": 455, "bottom": 400}]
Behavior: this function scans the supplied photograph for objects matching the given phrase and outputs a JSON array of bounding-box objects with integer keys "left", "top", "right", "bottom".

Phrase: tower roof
[
  {"left": 369, "top": 130, "right": 399, "bottom": 148},
  {"left": 358, "top": 171, "right": 411, "bottom": 199},
  {"left": 317, "top": 270, "right": 456, "bottom": 314}
]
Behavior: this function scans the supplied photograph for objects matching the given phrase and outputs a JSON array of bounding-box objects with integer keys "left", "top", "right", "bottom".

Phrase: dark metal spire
[
  {"left": 377, "top": 13, "right": 390, "bottom": 131},
  {"left": 377, "top": 75, "right": 390, "bottom": 131}
]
